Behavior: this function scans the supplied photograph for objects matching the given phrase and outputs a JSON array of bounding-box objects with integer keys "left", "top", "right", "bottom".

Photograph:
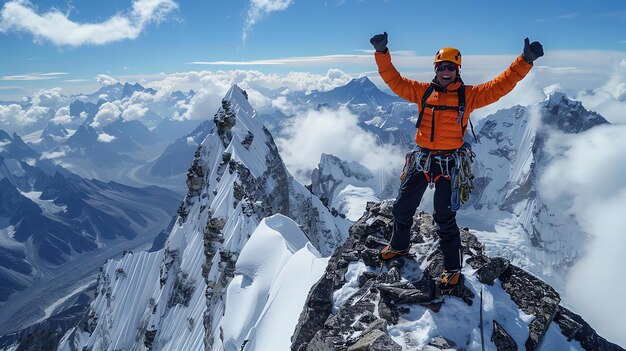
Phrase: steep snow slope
[
  {"left": 57, "top": 85, "right": 349, "bottom": 351},
  {"left": 458, "top": 92, "right": 609, "bottom": 288}
]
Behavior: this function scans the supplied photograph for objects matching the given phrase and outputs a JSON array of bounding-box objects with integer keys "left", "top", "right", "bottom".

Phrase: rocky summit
[{"left": 291, "top": 201, "right": 623, "bottom": 351}]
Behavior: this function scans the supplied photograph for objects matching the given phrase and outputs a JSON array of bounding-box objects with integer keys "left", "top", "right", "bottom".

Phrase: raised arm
[
  {"left": 370, "top": 32, "right": 428, "bottom": 103},
  {"left": 467, "top": 38, "right": 543, "bottom": 110}
]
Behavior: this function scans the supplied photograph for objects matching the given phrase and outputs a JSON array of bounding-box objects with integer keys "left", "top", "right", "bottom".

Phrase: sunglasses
[{"left": 436, "top": 64, "right": 457, "bottom": 72}]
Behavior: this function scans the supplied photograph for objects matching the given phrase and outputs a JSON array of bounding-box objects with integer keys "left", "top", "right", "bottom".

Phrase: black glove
[
  {"left": 522, "top": 37, "right": 544, "bottom": 63},
  {"left": 370, "top": 32, "right": 388, "bottom": 53}
]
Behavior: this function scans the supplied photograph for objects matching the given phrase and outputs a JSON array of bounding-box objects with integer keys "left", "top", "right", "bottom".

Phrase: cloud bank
[
  {"left": 275, "top": 107, "right": 404, "bottom": 183},
  {"left": 541, "top": 125, "right": 626, "bottom": 346},
  {"left": 0, "top": 0, "right": 179, "bottom": 47}
]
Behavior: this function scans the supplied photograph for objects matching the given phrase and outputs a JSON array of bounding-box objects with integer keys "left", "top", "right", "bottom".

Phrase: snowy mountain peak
[
  {"left": 42, "top": 122, "right": 69, "bottom": 139},
  {"left": 544, "top": 91, "right": 575, "bottom": 106},
  {"left": 0, "top": 129, "right": 10, "bottom": 142},
  {"left": 541, "top": 92, "right": 609, "bottom": 133},
  {"left": 293, "top": 76, "right": 402, "bottom": 108},
  {"left": 57, "top": 84, "right": 349, "bottom": 351},
  {"left": 347, "top": 76, "right": 377, "bottom": 90},
  {"left": 0, "top": 130, "right": 38, "bottom": 159},
  {"left": 318, "top": 153, "right": 373, "bottom": 183}
]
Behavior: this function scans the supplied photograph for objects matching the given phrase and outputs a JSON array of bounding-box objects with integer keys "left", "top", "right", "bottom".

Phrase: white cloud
[
  {"left": 31, "top": 87, "right": 68, "bottom": 108},
  {"left": 121, "top": 103, "right": 148, "bottom": 121},
  {"left": 1, "top": 72, "right": 69, "bottom": 81},
  {"left": 189, "top": 54, "right": 369, "bottom": 66},
  {"left": 541, "top": 124, "right": 626, "bottom": 347},
  {"left": 243, "top": 0, "right": 293, "bottom": 42},
  {"left": 174, "top": 88, "right": 225, "bottom": 121},
  {"left": 96, "top": 74, "right": 119, "bottom": 86},
  {"left": 0, "top": 0, "right": 179, "bottom": 47},
  {"left": 0, "top": 103, "right": 48, "bottom": 127},
  {"left": 115, "top": 70, "right": 353, "bottom": 119},
  {"left": 97, "top": 132, "right": 116, "bottom": 143},
  {"left": 576, "top": 59, "right": 626, "bottom": 124},
  {"left": 40, "top": 150, "right": 66, "bottom": 159},
  {"left": 186, "top": 136, "right": 197, "bottom": 146},
  {"left": 271, "top": 95, "right": 296, "bottom": 115},
  {"left": 0, "top": 104, "right": 25, "bottom": 124},
  {"left": 91, "top": 102, "right": 121, "bottom": 127},
  {"left": 275, "top": 107, "right": 404, "bottom": 183},
  {"left": 51, "top": 106, "right": 71, "bottom": 124}
]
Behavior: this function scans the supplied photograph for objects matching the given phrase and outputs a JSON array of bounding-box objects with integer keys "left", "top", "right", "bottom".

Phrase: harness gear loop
[{"left": 398, "top": 146, "right": 474, "bottom": 204}]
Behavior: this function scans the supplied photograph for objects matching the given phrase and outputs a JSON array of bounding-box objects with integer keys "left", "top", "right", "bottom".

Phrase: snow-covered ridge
[
  {"left": 57, "top": 85, "right": 349, "bottom": 351},
  {"left": 291, "top": 201, "right": 623, "bottom": 350},
  {"left": 466, "top": 92, "right": 610, "bottom": 288}
]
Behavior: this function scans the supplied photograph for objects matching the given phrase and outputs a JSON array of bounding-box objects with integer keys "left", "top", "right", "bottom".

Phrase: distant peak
[
  {"left": 544, "top": 91, "right": 580, "bottom": 108},
  {"left": 350, "top": 76, "right": 375, "bottom": 86}
]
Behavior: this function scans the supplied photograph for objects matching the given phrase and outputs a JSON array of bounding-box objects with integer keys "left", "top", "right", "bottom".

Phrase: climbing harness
[{"left": 399, "top": 143, "right": 476, "bottom": 211}]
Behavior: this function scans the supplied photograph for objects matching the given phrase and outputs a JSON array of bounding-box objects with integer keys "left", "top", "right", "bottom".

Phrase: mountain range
[
  {"left": 0, "top": 130, "right": 180, "bottom": 336},
  {"left": 0, "top": 84, "right": 611, "bottom": 350},
  {"left": 0, "top": 77, "right": 624, "bottom": 349}
]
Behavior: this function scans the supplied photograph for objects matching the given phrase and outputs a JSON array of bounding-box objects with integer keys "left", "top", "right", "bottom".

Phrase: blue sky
[{"left": 1, "top": 0, "right": 626, "bottom": 99}]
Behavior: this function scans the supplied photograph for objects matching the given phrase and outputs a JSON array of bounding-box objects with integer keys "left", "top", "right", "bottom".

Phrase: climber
[{"left": 369, "top": 32, "right": 543, "bottom": 293}]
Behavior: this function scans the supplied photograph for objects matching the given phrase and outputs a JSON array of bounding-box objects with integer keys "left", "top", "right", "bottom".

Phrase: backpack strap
[
  {"left": 457, "top": 83, "right": 466, "bottom": 126},
  {"left": 415, "top": 84, "right": 436, "bottom": 128},
  {"left": 458, "top": 84, "right": 479, "bottom": 143},
  {"left": 415, "top": 82, "right": 479, "bottom": 143}
]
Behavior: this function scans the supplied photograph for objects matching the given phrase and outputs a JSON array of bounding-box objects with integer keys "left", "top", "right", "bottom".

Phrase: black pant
[{"left": 390, "top": 158, "right": 462, "bottom": 271}]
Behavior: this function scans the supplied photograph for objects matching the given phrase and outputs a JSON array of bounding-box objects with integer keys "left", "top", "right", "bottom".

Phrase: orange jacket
[{"left": 375, "top": 52, "right": 533, "bottom": 150}]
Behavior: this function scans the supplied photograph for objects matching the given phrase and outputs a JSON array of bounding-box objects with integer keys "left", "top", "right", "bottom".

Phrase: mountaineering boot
[
  {"left": 379, "top": 245, "right": 410, "bottom": 261},
  {"left": 439, "top": 269, "right": 463, "bottom": 293}
]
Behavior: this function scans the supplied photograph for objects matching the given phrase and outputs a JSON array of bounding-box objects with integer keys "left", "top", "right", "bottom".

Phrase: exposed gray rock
[
  {"left": 499, "top": 265, "right": 560, "bottom": 350},
  {"left": 554, "top": 306, "right": 625, "bottom": 351},
  {"left": 241, "top": 131, "right": 254, "bottom": 149},
  {"left": 477, "top": 257, "right": 510, "bottom": 285},
  {"left": 428, "top": 335, "right": 456, "bottom": 349},
  {"left": 346, "top": 329, "right": 402, "bottom": 351},
  {"left": 492, "top": 320, "right": 517, "bottom": 351},
  {"left": 292, "top": 200, "right": 623, "bottom": 351},
  {"left": 377, "top": 281, "right": 432, "bottom": 304}
]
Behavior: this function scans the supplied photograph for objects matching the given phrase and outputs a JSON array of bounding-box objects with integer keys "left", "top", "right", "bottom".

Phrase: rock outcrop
[{"left": 291, "top": 201, "right": 624, "bottom": 351}]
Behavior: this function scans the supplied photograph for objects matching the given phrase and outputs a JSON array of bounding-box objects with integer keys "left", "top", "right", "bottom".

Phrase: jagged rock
[
  {"left": 346, "top": 329, "right": 402, "bottom": 351},
  {"left": 499, "top": 265, "right": 560, "bottom": 350},
  {"left": 167, "top": 272, "right": 196, "bottom": 308},
  {"left": 377, "top": 281, "right": 432, "bottom": 304},
  {"left": 477, "top": 257, "right": 510, "bottom": 285},
  {"left": 292, "top": 198, "right": 623, "bottom": 351},
  {"left": 306, "top": 331, "right": 336, "bottom": 351},
  {"left": 554, "top": 306, "right": 583, "bottom": 341},
  {"left": 241, "top": 131, "right": 254, "bottom": 149},
  {"left": 144, "top": 329, "right": 156, "bottom": 349},
  {"left": 554, "top": 306, "right": 624, "bottom": 351},
  {"left": 214, "top": 99, "right": 236, "bottom": 146},
  {"left": 427, "top": 336, "right": 456, "bottom": 349},
  {"left": 492, "top": 320, "right": 517, "bottom": 351},
  {"left": 466, "top": 254, "right": 490, "bottom": 270}
]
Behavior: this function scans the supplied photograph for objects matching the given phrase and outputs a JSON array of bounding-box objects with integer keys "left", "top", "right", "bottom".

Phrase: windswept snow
[{"left": 222, "top": 214, "right": 329, "bottom": 350}]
